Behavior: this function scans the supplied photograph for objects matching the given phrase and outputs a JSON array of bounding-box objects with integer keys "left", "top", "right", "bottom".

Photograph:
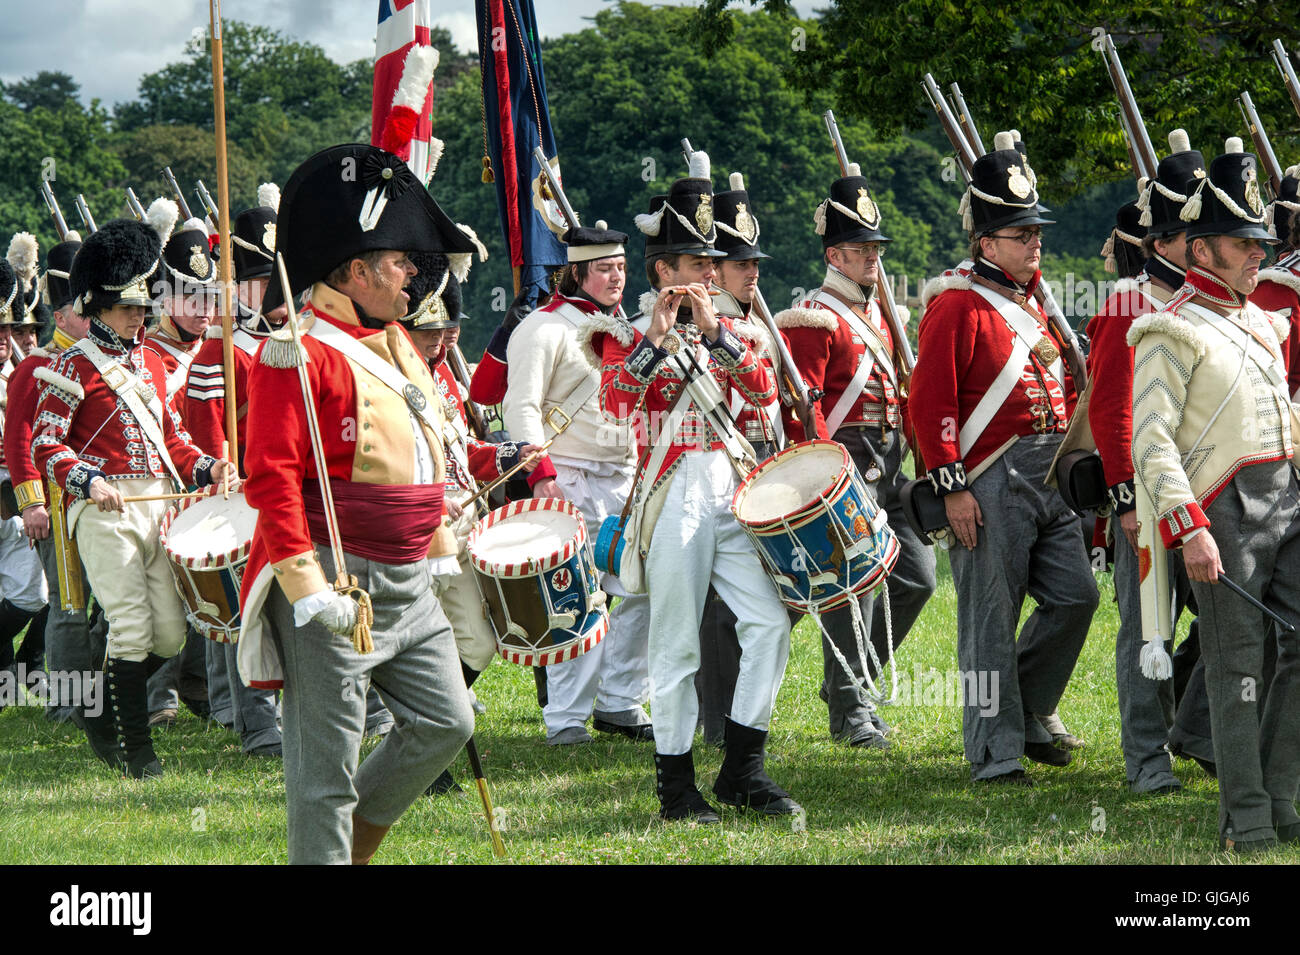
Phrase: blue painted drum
[
  {"left": 467, "top": 497, "right": 610, "bottom": 667},
  {"left": 732, "top": 439, "right": 899, "bottom": 613}
]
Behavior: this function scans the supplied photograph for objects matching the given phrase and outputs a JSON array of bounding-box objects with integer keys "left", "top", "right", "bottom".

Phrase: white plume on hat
[
  {"left": 181, "top": 217, "right": 206, "bottom": 233},
  {"left": 257, "top": 182, "right": 281, "bottom": 213},
  {"left": 393, "top": 45, "right": 438, "bottom": 112},
  {"left": 687, "top": 148, "right": 711, "bottom": 180},
  {"left": 1225, "top": 136, "right": 1244, "bottom": 154},
  {"left": 846, "top": 162, "right": 861, "bottom": 176},
  {"left": 7, "top": 232, "right": 39, "bottom": 285},
  {"left": 993, "top": 131, "right": 1015, "bottom": 151},
  {"left": 65, "top": 230, "right": 82, "bottom": 243},
  {"left": 448, "top": 223, "right": 488, "bottom": 283},
  {"left": 145, "top": 197, "right": 179, "bottom": 242},
  {"left": 1168, "top": 128, "right": 1191, "bottom": 153},
  {"left": 427, "top": 138, "right": 445, "bottom": 180},
  {"left": 729, "top": 172, "right": 744, "bottom": 190}
]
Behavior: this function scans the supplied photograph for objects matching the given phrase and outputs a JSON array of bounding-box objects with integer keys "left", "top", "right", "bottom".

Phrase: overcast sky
[{"left": 1, "top": 1, "right": 816, "bottom": 109}]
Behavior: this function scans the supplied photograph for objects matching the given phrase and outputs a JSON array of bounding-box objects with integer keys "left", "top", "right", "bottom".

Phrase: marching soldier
[
  {"left": 236, "top": 143, "right": 476, "bottom": 864},
  {"left": 1252, "top": 165, "right": 1300, "bottom": 398},
  {"left": 183, "top": 187, "right": 286, "bottom": 755},
  {"left": 911, "top": 132, "right": 1097, "bottom": 783},
  {"left": 31, "top": 213, "right": 236, "bottom": 778},
  {"left": 504, "top": 221, "right": 653, "bottom": 746},
  {"left": 777, "top": 164, "right": 937, "bottom": 747},
  {"left": 1129, "top": 137, "right": 1300, "bottom": 852},
  {"left": 591, "top": 149, "right": 799, "bottom": 821}
]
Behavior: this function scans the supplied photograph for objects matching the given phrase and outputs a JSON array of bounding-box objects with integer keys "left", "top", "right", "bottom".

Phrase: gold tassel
[
  {"left": 481, "top": 156, "right": 494, "bottom": 184},
  {"left": 350, "top": 589, "right": 375, "bottom": 655}
]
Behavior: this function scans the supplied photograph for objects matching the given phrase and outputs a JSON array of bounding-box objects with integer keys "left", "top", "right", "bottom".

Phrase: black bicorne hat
[
  {"left": 69, "top": 212, "right": 172, "bottom": 316},
  {"left": 713, "top": 172, "right": 770, "bottom": 260},
  {"left": 1269, "top": 164, "right": 1300, "bottom": 248},
  {"left": 1138, "top": 129, "right": 1206, "bottom": 237},
  {"left": 963, "top": 131, "right": 1055, "bottom": 236},
  {"left": 43, "top": 234, "right": 83, "bottom": 311},
  {"left": 562, "top": 221, "right": 628, "bottom": 263},
  {"left": 817, "top": 164, "right": 889, "bottom": 248},
  {"left": 1183, "top": 138, "right": 1276, "bottom": 243},
  {"left": 275, "top": 143, "right": 476, "bottom": 302},
  {"left": 231, "top": 182, "right": 280, "bottom": 281},
  {"left": 402, "top": 251, "right": 462, "bottom": 330},
  {"left": 636, "top": 148, "right": 726, "bottom": 258}
]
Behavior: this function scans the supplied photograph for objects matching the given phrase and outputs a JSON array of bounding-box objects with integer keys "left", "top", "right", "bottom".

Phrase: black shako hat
[
  {"left": 43, "top": 234, "right": 83, "bottom": 311},
  {"left": 1101, "top": 200, "right": 1148, "bottom": 275},
  {"left": 963, "top": 130, "right": 1055, "bottom": 236},
  {"left": 4, "top": 231, "right": 40, "bottom": 326},
  {"left": 816, "top": 163, "right": 888, "bottom": 248},
  {"left": 402, "top": 251, "right": 462, "bottom": 331},
  {"left": 1138, "top": 129, "right": 1206, "bottom": 237},
  {"left": 155, "top": 217, "right": 217, "bottom": 296},
  {"left": 636, "top": 148, "right": 726, "bottom": 258},
  {"left": 713, "top": 172, "right": 770, "bottom": 259},
  {"left": 230, "top": 182, "right": 280, "bottom": 281},
  {"left": 562, "top": 221, "right": 628, "bottom": 263},
  {"left": 275, "top": 143, "right": 476, "bottom": 301},
  {"left": 69, "top": 207, "right": 174, "bottom": 316},
  {"left": 1269, "top": 164, "right": 1300, "bottom": 247},
  {"left": 1183, "top": 137, "right": 1276, "bottom": 243}
]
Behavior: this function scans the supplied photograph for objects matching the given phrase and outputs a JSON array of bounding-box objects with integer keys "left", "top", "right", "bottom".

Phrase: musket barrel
[
  {"left": 921, "top": 74, "right": 978, "bottom": 176},
  {"left": 949, "top": 82, "right": 986, "bottom": 155},
  {"left": 1239, "top": 92, "right": 1284, "bottom": 195},
  {"left": 162, "top": 166, "right": 195, "bottom": 221},
  {"left": 531, "top": 146, "right": 580, "bottom": 229},
  {"left": 41, "top": 183, "right": 69, "bottom": 241},
  {"left": 74, "top": 194, "right": 96, "bottom": 233},
  {"left": 1273, "top": 40, "right": 1300, "bottom": 121},
  {"left": 125, "top": 187, "right": 146, "bottom": 220},
  {"left": 1102, "top": 34, "right": 1159, "bottom": 174}
]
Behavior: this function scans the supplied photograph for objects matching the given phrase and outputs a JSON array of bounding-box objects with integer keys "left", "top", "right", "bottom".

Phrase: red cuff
[
  {"left": 527, "top": 455, "right": 557, "bottom": 487},
  {"left": 1160, "top": 501, "right": 1211, "bottom": 548}
]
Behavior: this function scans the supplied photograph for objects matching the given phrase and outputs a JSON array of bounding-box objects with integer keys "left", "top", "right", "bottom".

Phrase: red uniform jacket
[
  {"left": 3, "top": 346, "right": 59, "bottom": 509},
  {"left": 1251, "top": 255, "right": 1300, "bottom": 398},
  {"left": 183, "top": 324, "right": 270, "bottom": 466}
]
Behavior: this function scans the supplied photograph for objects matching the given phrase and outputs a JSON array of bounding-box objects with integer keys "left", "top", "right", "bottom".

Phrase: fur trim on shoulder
[
  {"left": 1126, "top": 309, "right": 1207, "bottom": 356},
  {"left": 579, "top": 312, "right": 635, "bottom": 369},
  {"left": 1260, "top": 307, "right": 1291, "bottom": 343},
  {"left": 28, "top": 345, "right": 50, "bottom": 359},
  {"left": 33, "top": 365, "right": 84, "bottom": 400},
  {"left": 729, "top": 316, "right": 773, "bottom": 355},
  {"left": 1113, "top": 277, "right": 1142, "bottom": 295},
  {"left": 1258, "top": 267, "right": 1300, "bottom": 297},
  {"left": 637, "top": 290, "right": 659, "bottom": 318},
  {"left": 773, "top": 306, "right": 836, "bottom": 331},
  {"left": 205, "top": 324, "right": 225, "bottom": 339},
  {"left": 921, "top": 273, "right": 973, "bottom": 309}
]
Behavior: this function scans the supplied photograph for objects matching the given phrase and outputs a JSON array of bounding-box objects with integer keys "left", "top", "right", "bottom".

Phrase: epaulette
[
  {"left": 579, "top": 312, "right": 635, "bottom": 369},
  {"left": 773, "top": 305, "right": 835, "bottom": 331},
  {"left": 259, "top": 314, "right": 315, "bottom": 368},
  {"left": 1126, "top": 308, "right": 1206, "bottom": 356},
  {"left": 920, "top": 273, "right": 973, "bottom": 309},
  {"left": 33, "top": 365, "right": 85, "bottom": 400}
]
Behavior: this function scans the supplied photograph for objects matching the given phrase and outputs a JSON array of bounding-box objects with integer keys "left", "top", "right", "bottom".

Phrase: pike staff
[{"left": 210, "top": 0, "right": 240, "bottom": 467}]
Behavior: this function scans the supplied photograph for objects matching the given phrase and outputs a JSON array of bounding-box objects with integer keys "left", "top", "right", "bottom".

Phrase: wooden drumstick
[
  {"left": 221, "top": 439, "right": 230, "bottom": 500},
  {"left": 458, "top": 413, "right": 576, "bottom": 514},
  {"left": 121, "top": 491, "right": 207, "bottom": 504}
]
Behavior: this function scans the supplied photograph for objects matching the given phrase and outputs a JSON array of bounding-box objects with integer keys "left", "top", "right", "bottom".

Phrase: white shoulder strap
[
  {"left": 957, "top": 337, "right": 1031, "bottom": 458},
  {"left": 971, "top": 282, "right": 1064, "bottom": 386},
  {"left": 1181, "top": 300, "right": 1286, "bottom": 386}
]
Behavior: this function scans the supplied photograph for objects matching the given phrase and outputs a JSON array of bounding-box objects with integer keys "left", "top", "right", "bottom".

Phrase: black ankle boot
[
  {"left": 0, "top": 599, "right": 35, "bottom": 674},
  {"left": 82, "top": 669, "right": 124, "bottom": 770},
  {"left": 655, "top": 750, "right": 719, "bottom": 823},
  {"left": 108, "top": 658, "right": 163, "bottom": 779},
  {"left": 713, "top": 717, "right": 802, "bottom": 816}
]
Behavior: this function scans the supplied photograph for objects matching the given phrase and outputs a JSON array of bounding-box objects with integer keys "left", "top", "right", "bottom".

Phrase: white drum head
[
  {"left": 165, "top": 493, "right": 258, "bottom": 561},
  {"left": 473, "top": 508, "right": 580, "bottom": 566},
  {"left": 735, "top": 444, "right": 846, "bottom": 522}
]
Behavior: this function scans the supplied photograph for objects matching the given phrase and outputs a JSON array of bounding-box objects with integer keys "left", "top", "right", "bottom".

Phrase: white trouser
[
  {"left": 74, "top": 478, "right": 187, "bottom": 662},
  {"left": 432, "top": 496, "right": 499, "bottom": 673},
  {"left": 645, "top": 450, "right": 791, "bottom": 755},
  {"left": 542, "top": 458, "right": 650, "bottom": 734},
  {"left": 0, "top": 515, "right": 48, "bottom": 612}
]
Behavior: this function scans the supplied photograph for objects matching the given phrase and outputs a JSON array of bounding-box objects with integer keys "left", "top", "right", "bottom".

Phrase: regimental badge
[
  {"left": 1245, "top": 164, "right": 1263, "bottom": 216},
  {"left": 551, "top": 567, "right": 572, "bottom": 592},
  {"left": 694, "top": 195, "right": 714, "bottom": 234},
  {"left": 1193, "top": 167, "right": 1207, "bottom": 179},
  {"left": 856, "top": 188, "right": 878, "bottom": 225},
  {"left": 403, "top": 382, "right": 428, "bottom": 413},
  {"left": 661, "top": 332, "right": 682, "bottom": 356},
  {"left": 1032, "top": 336, "right": 1060, "bottom": 366},
  {"left": 263, "top": 222, "right": 277, "bottom": 252},
  {"left": 1007, "top": 164, "right": 1033, "bottom": 200},
  {"left": 189, "top": 245, "right": 210, "bottom": 279},
  {"left": 734, "top": 203, "right": 757, "bottom": 243}
]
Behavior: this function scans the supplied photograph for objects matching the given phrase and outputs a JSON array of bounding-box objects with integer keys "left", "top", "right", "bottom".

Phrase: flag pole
[{"left": 210, "top": 0, "right": 239, "bottom": 468}]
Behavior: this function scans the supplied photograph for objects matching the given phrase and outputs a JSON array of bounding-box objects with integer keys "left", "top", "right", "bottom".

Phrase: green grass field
[{"left": 0, "top": 555, "right": 1288, "bottom": 864}]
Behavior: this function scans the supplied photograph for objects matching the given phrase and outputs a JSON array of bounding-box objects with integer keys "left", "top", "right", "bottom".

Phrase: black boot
[
  {"left": 0, "top": 598, "right": 35, "bottom": 671},
  {"left": 108, "top": 658, "right": 163, "bottom": 780},
  {"left": 82, "top": 670, "right": 124, "bottom": 770},
  {"left": 712, "top": 718, "right": 802, "bottom": 816},
  {"left": 655, "top": 750, "right": 719, "bottom": 823}
]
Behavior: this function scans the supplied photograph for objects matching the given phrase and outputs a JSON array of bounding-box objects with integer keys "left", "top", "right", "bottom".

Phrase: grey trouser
[
  {"left": 819, "top": 427, "right": 937, "bottom": 739},
  {"left": 37, "top": 537, "right": 107, "bottom": 718},
  {"left": 206, "top": 637, "right": 235, "bottom": 726},
  {"left": 265, "top": 549, "right": 474, "bottom": 864},
  {"left": 948, "top": 435, "right": 1098, "bottom": 779},
  {"left": 1189, "top": 462, "right": 1300, "bottom": 843}
]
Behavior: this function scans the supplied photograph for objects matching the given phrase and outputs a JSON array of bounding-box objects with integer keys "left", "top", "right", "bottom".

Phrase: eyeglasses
[
  {"left": 836, "top": 243, "right": 886, "bottom": 258},
  {"left": 987, "top": 229, "right": 1043, "bottom": 246}
]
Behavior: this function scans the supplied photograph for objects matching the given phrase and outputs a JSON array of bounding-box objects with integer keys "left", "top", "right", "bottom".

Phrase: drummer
[
  {"left": 590, "top": 148, "right": 799, "bottom": 821},
  {"left": 776, "top": 166, "right": 936, "bottom": 748},
  {"left": 503, "top": 220, "right": 653, "bottom": 746},
  {"left": 400, "top": 248, "right": 551, "bottom": 789},
  {"left": 30, "top": 215, "right": 237, "bottom": 778}
]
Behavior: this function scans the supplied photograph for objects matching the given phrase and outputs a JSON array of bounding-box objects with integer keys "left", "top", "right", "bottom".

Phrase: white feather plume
[
  {"left": 448, "top": 223, "right": 488, "bottom": 284},
  {"left": 181, "top": 217, "right": 206, "bottom": 233},
  {"left": 427, "top": 138, "right": 445, "bottom": 179},
  {"left": 257, "top": 182, "right": 280, "bottom": 213},
  {"left": 65, "top": 230, "right": 81, "bottom": 243},
  {"left": 392, "top": 45, "right": 439, "bottom": 112},
  {"left": 846, "top": 162, "right": 861, "bottom": 177},
  {"left": 145, "top": 197, "right": 179, "bottom": 242},
  {"left": 6, "top": 232, "right": 39, "bottom": 284}
]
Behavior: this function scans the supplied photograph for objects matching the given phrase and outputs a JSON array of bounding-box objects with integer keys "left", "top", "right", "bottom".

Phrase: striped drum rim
[
  {"left": 467, "top": 496, "right": 588, "bottom": 578},
  {"left": 732, "top": 439, "right": 854, "bottom": 531},
  {"left": 496, "top": 611, "right": 609, "bottom": 667},
  {"left": 159, "top": 487, "right": 254, "bottom": 570}
]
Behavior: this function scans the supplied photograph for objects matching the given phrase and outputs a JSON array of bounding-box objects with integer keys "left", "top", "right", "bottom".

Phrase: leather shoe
[
  {"left": 1023, "top": 741, "right": 1071, "bottom": 767},
  {"left": 594, "top": 718, "right": 654, "bottom": 741},
  {"left": 978, "top": 769, "right": 1033, "bottom": 786}
]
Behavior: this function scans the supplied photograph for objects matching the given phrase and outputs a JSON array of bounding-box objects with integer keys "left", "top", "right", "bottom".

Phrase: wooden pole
[{"left": 210, "top": 0, "right": 239, "bottom": 469}]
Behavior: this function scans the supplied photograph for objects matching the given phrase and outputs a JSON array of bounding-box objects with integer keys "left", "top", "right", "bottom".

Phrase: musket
[
  {"left": 1101, "top": 34, "right": 1159, "bottom": 177},
  {"left": 40, "top": 183, "right": 70, "bottom": 241},
  {"left": 195, "top": 179, "right": 220, "bottom": 233},
  {"left": 74, "top": 194, "right": 97, "bottom": 234},
  {"left": 125, "top": 187, "right": 146, "bottom": 221},
  {"left": 447, "top": 343, "right": 491, "bottom": 441},
  {"left": 161, "top": 166, "right": 195, "bottom": 222},
  {"left": 1272, "top": 40, "right": 1300, "bottom": 123},
  {"left": 1238, "top": 92, "right": 1284, "bottom": 197},
  {"left": 919, "top": 76, "right": 1088, "bottom": 389},
  {"left": 948, "top": 82, "right": 985, "bottom": 155},
  {"left": 821, "top": 112, "right": 916, "bottom": 377},
  {"left": 1116, "top": 103, "right": 1150, "bottom": 184}
]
